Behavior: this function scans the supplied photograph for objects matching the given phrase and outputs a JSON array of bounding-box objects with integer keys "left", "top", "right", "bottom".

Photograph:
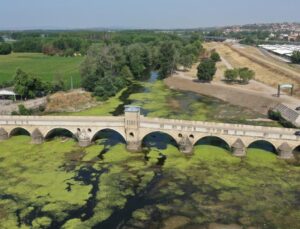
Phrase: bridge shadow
[
  {"left": 194, "top": 136, "right": 231, "bottom": 151},
  {"left": 247, "top": 140, "right": 278, "bottom": 155},
  {"left": 45, "top": 128, "right": 76, "bottom": 141},
  {"left": 142, "top": 132, "right": 178, "bottom": 151},
  {"left": 292, "top": 146, "right": 300, "bottom": 161},
  {"left": 92, "top": 129, "right": 126, "bottom": 147}
]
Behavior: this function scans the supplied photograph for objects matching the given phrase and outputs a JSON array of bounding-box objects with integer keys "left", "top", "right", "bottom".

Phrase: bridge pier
[
  {"left": 31, "top": 128, "right": 44, "bottom": 144},
  {"left": 232, "top": 139, "right": 246, "bottom": 157},
  {"left": 0, "top": 128, "right": 9, "bottom": 141},
  {"left": 77, "top": 130, "right": 92, "bottom": 147},
  {"left": 178, "top": 136, "right": 193, "bottom": 154},
  {"left": 278, "top": 143, "right": 294, "bottom": 160},
  {"left": 126, "top": 141, "right": 142, "bottom": 152}
]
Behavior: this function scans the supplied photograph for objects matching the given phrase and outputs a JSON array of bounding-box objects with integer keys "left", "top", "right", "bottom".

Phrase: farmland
[{"left": 0, "top": 53, "right": 83, "bottom": 88}]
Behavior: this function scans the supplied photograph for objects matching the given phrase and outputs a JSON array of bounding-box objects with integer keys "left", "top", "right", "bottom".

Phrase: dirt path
[{"left": 0, "top": 97, "right": 47, "bottom": 115}]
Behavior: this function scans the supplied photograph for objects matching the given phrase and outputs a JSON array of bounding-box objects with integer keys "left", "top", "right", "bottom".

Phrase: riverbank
[{"left": 165, "top": 75, "right": 282, "bottom": 115}]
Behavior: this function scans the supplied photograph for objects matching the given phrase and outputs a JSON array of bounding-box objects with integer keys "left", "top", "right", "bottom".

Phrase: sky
[{"left": 0, "top": 0, "right": 299, "bottom": 30}]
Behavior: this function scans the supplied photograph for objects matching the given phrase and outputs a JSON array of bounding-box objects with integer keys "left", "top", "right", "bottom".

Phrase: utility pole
[{"left": 70, "top": 76, "right": 73, "bottom": 90}]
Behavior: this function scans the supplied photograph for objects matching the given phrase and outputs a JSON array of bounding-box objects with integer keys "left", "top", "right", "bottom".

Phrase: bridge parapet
[
  {"left": 0, "top": 114, "right": 299, "bottom": 159},
  {"left": 140, "top": 117, "right": 299, "bottom": 142}
]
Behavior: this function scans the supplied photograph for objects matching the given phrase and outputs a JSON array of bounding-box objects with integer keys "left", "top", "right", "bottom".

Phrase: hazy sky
[{"left": 0, "top": 0, "right": 299, "bottom": 29}]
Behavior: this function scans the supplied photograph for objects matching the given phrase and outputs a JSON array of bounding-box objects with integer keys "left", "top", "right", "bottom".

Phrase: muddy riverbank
[{"left": 164, "top": 76, "right": 281, "bottom": 115}]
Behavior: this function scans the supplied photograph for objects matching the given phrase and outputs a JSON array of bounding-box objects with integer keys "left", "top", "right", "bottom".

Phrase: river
[{"left": 0, "top": 72, "right": 299, "bottom": 229}]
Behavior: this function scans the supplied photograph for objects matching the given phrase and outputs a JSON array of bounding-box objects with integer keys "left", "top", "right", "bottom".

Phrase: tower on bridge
[{"left": 124, "top": 106, "right": 142, "bottom": 152}]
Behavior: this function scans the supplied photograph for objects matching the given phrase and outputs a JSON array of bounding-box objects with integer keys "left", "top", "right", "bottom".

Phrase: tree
[
  {"left": 291, "top": 51, "right": 300, "bottom": 64},
  {"left": 120, "top": 65, "right": 134, "bottom": 79},
  {"left": 13, "top": 38, "right": 43, "bottom": 53},
  {"left": 158, "top": 41, "right": 179, "bottom": 79},
  {"left": 210, "top": 51, "right": 221, "bottom": 62},
  {"left": 80, "top": 44, "right": 128, "bottom": 100},
  {"left": 197, "top": 59, "right": 216, "bottom": 82},
  {"left": 224, "top": 69, "right": 238, "bottom": 82},
  {"left": 238, "top": 67, "right": 255, "bottom": 83},
  {"left": 13, "top": 68, "right": 47, "bottom": 99},
  {"left": 179, "top": 54, "right": 194, "bottom": 70},
  {"left": 0, "top": 43, "right": 12, "bottom": 55},
  {"left": 126, "top": 44, "right": 147, "bottom": 79}
]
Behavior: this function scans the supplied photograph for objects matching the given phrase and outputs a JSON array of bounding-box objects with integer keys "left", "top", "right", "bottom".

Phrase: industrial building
[{"left": 259, "top": 44, "right": 300, "bottom": 58}]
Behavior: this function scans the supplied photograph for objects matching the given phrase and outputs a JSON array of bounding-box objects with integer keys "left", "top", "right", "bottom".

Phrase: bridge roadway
[{"left": 0, "top": 108, "right": 299, "bottom": 159}]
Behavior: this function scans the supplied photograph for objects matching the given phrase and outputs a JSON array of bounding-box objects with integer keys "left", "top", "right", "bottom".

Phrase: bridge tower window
[{"left": 129, "top": 132, "right": 135, "bottom": 138}]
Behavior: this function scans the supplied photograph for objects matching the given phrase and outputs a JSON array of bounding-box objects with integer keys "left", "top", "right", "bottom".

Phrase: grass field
[{"left": 0, "top": 53, "right": 83, "bottom": 88}]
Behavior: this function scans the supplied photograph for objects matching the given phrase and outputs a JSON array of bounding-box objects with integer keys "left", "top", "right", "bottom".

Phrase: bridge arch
[
  {"left": 91, "top": 128, "right": 126, "bottom": 145},
  {"left": 44, "top": 128, "right": 77, "bottom": 141},
  {"left": 292, "top": 145, "right": 300, "bottom": 160},
  {"left": 9, "top": 127, "right": 31, "bottom": 137},
  {"left": 193, "top": 136, "right": 231, "bottom": 151},
  {"left": 141, "top": 131, "right": 179, "bottom": 150},
  {"left": 247, "top": 140, "right": 278, "bottom": 154}
]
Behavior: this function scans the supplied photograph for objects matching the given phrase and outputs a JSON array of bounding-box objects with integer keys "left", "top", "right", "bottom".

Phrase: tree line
[
  {"left": 80, "top": 33, "right": 203, "bottom": 100},
  {"left": 1, "top": 31, "right": 204, "bottom": 101}
]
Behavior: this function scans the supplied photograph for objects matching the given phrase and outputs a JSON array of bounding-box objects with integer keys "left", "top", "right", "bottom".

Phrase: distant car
[
  {"left": 296, "top": 107, "right": 300, "bottom": 111},
  {"left": 295, "top": 131, "right": 300, "bottom": 136}
]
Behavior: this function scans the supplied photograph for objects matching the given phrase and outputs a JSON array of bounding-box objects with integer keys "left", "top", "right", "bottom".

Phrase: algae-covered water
[
  {"left": 0, "top": 135, "right": 299, "bottom": 229},
  {"left": 1, "top": 73, "right": 299, "bottom": 228},
  {"left": 65, "top": 72, "right": 280, "bottom": 127}
]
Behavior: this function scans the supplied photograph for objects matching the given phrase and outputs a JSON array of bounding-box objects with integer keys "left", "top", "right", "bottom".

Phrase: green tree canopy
[
  {"left": 197, "top": 59, "right": 217, "bottom": 82},
  {"left": 238, "top": 67, "right": 255, "bottom": 83},
  {"left": 0, "top": 43, "right": 12, "bottom": 55},
  {"left": 210, "top": 51, "right": 221, "bottom": 62},
  {"left": 13, "top": 68, "right": 48, "bottom": 99},
  {"left": 126, "top": 44, "right": 149, "bottom": 79},
  {"left": 158, "top": 41, "right": 179, "bottom": 79},
  {"left": 224, "top": 69, "right": 239, "bottom": 81},
  {"left": 291, "top": 51, "right": 300, "bottom": 64}
]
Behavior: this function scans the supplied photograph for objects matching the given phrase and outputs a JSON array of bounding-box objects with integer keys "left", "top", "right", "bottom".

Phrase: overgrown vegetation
[
  {"left": 80, "top": 32, "right": 203, "bottom": 100},
  {"left": 0, "top": 31, "right": 203, "bottom": 99},
  {"left": 224, "top": 67, "right": 255, "bottom": 84},
  {"left": 0, "top": 42, "right": 12, "bottom": 55},
  {"left": 291, "top": 51, "right": 300, "bottom": 64},
  {"left": 0, "top": 136, "right": 299, "bottom": 228},
  {"left": 13, "top": 68, "right": 66, "bottom": 99}
]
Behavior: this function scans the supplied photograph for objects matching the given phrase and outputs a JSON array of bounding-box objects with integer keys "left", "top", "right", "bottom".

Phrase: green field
[{"left": 0, "top": 53, "right": 83, "bottom": 88}]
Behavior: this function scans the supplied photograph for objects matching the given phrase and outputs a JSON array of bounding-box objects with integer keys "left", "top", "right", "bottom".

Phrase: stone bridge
[{"left": 0, "top": 106, "right": 299, "bottom": 159}]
